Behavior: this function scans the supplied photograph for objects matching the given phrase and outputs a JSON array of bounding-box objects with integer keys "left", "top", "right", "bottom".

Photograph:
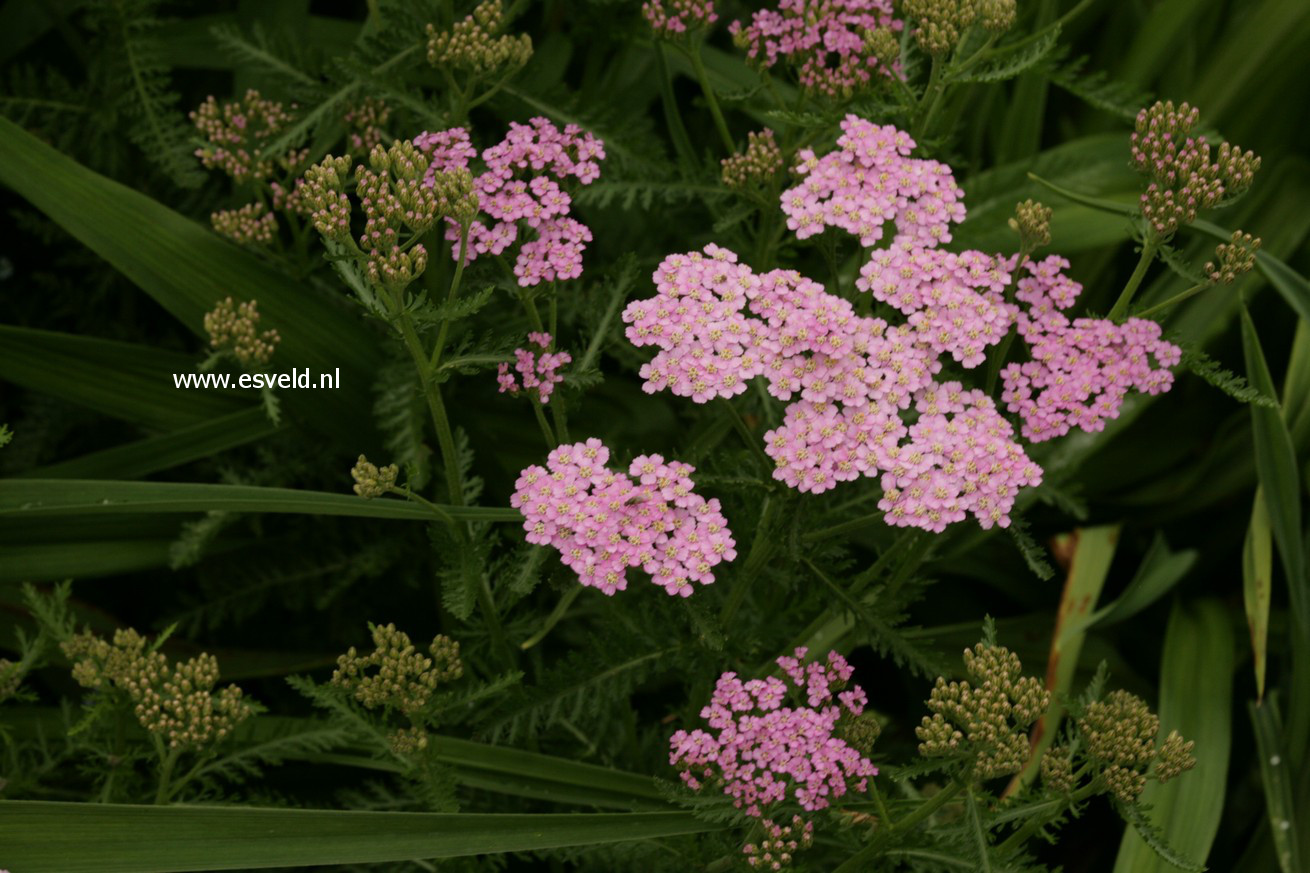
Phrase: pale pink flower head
[
  {"left": 413, "top": 118, "right": 606, "bottom": 287},
  {"left": 644, "top": 0, "right": 717, "bottom": 36},
  {"left": 497, "top": 332, "right": 571, "bottom": 403},
  {"left": 511, "top": 439, "right": 735, "bottom": 596}
]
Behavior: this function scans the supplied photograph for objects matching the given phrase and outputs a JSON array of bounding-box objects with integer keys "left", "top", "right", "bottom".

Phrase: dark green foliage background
[{"left": 1, "top": 0, "right": 1308, "bottom": 871}]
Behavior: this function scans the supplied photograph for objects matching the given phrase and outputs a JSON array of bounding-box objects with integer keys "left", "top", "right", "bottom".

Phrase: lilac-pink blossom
[{"left": 497, "top": 332, "right": 571, "bottom": 403}]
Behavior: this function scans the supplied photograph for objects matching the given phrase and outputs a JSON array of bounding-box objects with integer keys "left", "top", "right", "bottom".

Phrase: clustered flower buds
[
  {"left": 62, "top": 628, "right": 253, "bottom": 750},
  {"left": 191, "top": 89, "right": 299, "bottom": 184},
  {"left": 743, "top": 816, "right": 814, "bottom": 870},
  {"left": 903, "top": 0, "right": 993, "bottom": 55},
  {"left": 426, "top": 1, "right": 532, "bottom": 76},
  {"left": 211, "top": 202, "right": 277, "bottom": 246},
  {"left": 1131, "top": 100, "right": 1260, "bottom": 238},
  {"left": 0, "top": 658, "right": 21, "bottom": 701},
  {"left": 497, "top": 332, "right": 572, "bottom": 403},
  {"left": 204, "top": 297, "right": 280, "bottom": 368},
  {"left": 917, "top": 641, "right": 1050, "bottom": 780},
  {"left": 355, "top": 140, "right": 446, "bottom": 291},
  {"left": 643, "top": 0, "right": 717, "bottom": 37},
  {"left": 300, "top": 155, "right": 354, "bottom": 241},
  {"left": 1000, "top": 257, "right": 1181, "bottom": 442},
  {"left": 351, "top": 454, "right": 399, "bottom": 499},
  {"left": 721, "top": 129, "right": 784, "bottom": 190},
  {"left": 413, "top": 119, "right": 605, "bottom": 286},
  {"left": 1010, "top": 199, "right": 1052, "bottom": 254},
  {"left": 512, "top": 438, "right": 736, "bottom": 596},
  {"left": 1040, "top": 744, "right": 1075, "bottom": 794},
  {"left": 731, "top": 0, "right": 903, "bottom": 98},
  {"left": 1078, "top": 689, "right": 1195, "bottom": 803},
  {"left": 1207, "top": 229, "right": 1261, "bottom": 285},
  {"left": 669, "top": 649, "right": 876, "bottom": 863},
  {"left": 344, "top": 97, "right": 391, "bottom": 152},
  {"left": 331, "top": 623, "right": 462, "bottom": 716},
  {"left": 331, "top": 624, "right": 462, "bottom": 755}
]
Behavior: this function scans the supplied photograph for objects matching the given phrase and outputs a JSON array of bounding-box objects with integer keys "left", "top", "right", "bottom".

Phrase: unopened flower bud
[
  {"left": 211, "top": 202, "right": 277, "bottom": 246},
  {"left": 1206, "top": 230, "right": 1260, "bottom": 284},
  {"left": 979, "top": 0, "right": 1016, "bottom": 32},
  {"left": 1154, "top": 730, "right": 1196, "bottom": 782},
  {"left": 350, "top": 454, "right": 398, "bottom": 499},
  {"left": 1041, "top": 745, "right": 1075, "bottom": 793},
  {"left": 426, "top": 1, "right": 532, "bottom": 77},
  {"left": 204, "top": 297, "right": 280, "bottom": 368},
  {"left": 721, "top": 129, "right": 784, "bottom": 189},
  {"left": 1009, "top": 199, "right": 1052, "bottom": 253}
]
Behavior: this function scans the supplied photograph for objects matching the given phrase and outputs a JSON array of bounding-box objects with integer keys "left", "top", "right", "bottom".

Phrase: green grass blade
[
  {"left": 1245, "top": 491, "right": 1274, "bottom": 700},
  {"left": 1113, "top": 599, "right": 1235, "bottom": 872},
  {"left": 0, "top": 480, "right": 520, "bottom": 523},
  {"left": 1006, "top": 524, "right": 1119, "bottom": 796},
  {"left": 0, "top": 118, "right": 383, "bottom": 441},
  {"left": 0, "top": 539, "right": 174, "bottom": 583},
  {"left": 0, "top": 325, "right": 251, "bottom": 431},
  {"left": 19, "top": 408, "right": 275, "bottom": 480},
  {"left": 1250, "top": 697, "right": 1304, "bottom": 873},
  {"left": 0, "top": 801, "right": 723, "bottom": 872}
]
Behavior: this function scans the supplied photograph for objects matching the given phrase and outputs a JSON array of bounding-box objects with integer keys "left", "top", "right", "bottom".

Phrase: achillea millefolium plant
[{"left": 1, "top": 1, "right": 1308, "bottom": 871}]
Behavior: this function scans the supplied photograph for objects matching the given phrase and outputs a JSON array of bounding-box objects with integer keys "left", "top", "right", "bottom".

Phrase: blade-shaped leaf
[
  {"left": 0, "top": 801, "right": 723, "bottom": 872},
  {"left": 1249, "top": 697, "right": 1304, "bottom": 873},
  {"left": 0, "top": 325, "right": 250, "bottom": 431},
  {"left": 0, "top": 117, "right": 383, "bottom": 442},
  {"left": 1114, "top": 599, "right": 1234, "bottom": 871},
  {"left": 0, "top": 480, "right": 520, "bottom": 524},
  {"left": 1245, "top": 490, "right": 1274, "bottom": 699}
]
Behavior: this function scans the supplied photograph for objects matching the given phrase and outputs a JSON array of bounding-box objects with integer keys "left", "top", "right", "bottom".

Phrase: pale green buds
[
  {"left": 350, "top": 454, "right": 398, "bottom": 499},
  {"left": 426, "top": 1, "right": 533, "bottom": 77},
  {"left": 1009, "top": 199, "right": 1052, "bottom": 253},
  {"left": 1206, "top": 230, "right": 1261, "bottom": 285},
  {"left": 204, "top": 297, "right": 280, "bottom": 368},
  {"left": 721, "top": 129, "right": 784, "bottom": 190}
]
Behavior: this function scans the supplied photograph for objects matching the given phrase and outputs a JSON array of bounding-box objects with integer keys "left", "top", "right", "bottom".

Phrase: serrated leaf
[
  {"left": 1181, "top": 347, "right": 1277, "bottom": 409},
  {"left": 951, "top": 28, "right": 1062, "bottom": 84},
  {"left": 1115, "top": 800, "right": 1208, "bottom": 873}
]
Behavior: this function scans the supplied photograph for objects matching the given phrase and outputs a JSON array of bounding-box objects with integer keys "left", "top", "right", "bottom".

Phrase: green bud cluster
[
  {"left": 426, "top": 1, "right": 533, "bottom": 77},
  {"left": 350, "top": 454, "right": 398, "bottom": 499},
  {"left": 1009, "top": 199, "right": 1052, "bottom": 253},
  {"left": 301, "top": 155, "right": 355, "bottom": 242},
  {"left": 838, "top": 711, "right": 883, "bottom": 756},
  {"left": 864, "top": 27, "right": 902, "bottom": 70},
  {"left": 431, "top": 168, "right": 480, "bottom": 227},
  {"left": 204, "top": 297, "right": 280, "bottom": 368},
  {"left": 916, "top": 642, "right": 1050, "bottom": 779},
  {"left": 721, "top": 129, "right": 784, "bottom": 190},
  {"left": 345, "top": 97, "right": 391, "bottom": 152},
  {"left": 905, "top": 0, "right": 1014, "bottom": 55},
  {"left": 1078, "top": 689, "right": 1195, "bottom": 803},
  {"left": 1131, "top": 100, "right": 1261, "bottom": 238},
  {"left": 62, "top": 628, "right": 253, "bottom": 750},
  {"left": 1040, "top": 744, "right": 1075, "bottom": 794},
  {"left": 1206, "top": 230, "right": 1261, "bottom": 285},
  {"left": 0, "top": 658, "right": 21, "bottom": 701},
  {"left": 211, "top": 202, "right": 277, "bottom": 247},
  {"left": 330, "top": 623, "right": 462, "bottom": 717}
]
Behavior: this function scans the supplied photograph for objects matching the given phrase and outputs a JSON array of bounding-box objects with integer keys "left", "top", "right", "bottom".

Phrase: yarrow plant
[
  {"left": 511, "top": 438, "right": 736, "bottom": 596},
  {"left": 643, "top": 0, "right": 718, "bottom": 37},
  {"left": 669, "top": 649, "right": 876, "bottom": 863},
  {"left": 412, "top": 119, "right": 605, "bottom": 287},
  {"left": 498, "top": 332, "right": 571, "bottom": 404}
]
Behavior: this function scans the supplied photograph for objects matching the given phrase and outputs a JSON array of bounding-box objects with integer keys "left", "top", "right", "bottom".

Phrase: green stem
[
  {"left": 532, "top": 399, "right": 557, "bottom": 448},
  {"left": 801, "top": 511, "right": 885, "bottom": 543},
  {"left": 719, "top": 494, "right": 782, "bottom": 624},
  {"left": 656, "top": 43, "right": 699, "bottom": 173},
  {"left": 1134, "top": 282, "right": 1212, "bottom": 319},
  {"left": 995, "top": 780, "right": 1101, "bottom": 856},
  {"left": 1107, "top": 238, "right": 1159, "bottom": 322},
  {"left": 834, "top": 781, "right": 966, "bottom": 872},
  {"left": 913, "top": 56, "right": 946, "bottom": 142},
  {"left": 984, "top": 328, "right": 1018, "bottom": 395},
  {"left": 154, "top": 745, "right": 180, "bottom": 805},
  {"left": 720, "top": 398, "right": 775, "bottom": 474},
  {"left": 430, "top": 227, "right": 469, "bottom": 370},
  {"left": 688, "top": 44, "right": 735, "bottom": 153},
  {"left": 520, "top": 585, "right": 583, "bottom": 650}
]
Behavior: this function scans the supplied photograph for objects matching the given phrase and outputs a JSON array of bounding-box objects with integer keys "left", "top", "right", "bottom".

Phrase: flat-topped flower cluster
[
  {"left": 669, "top": 648, "right": 877, "bottom": 818},
  {"left": 413, "top": 118, "right": 605, "bottom": 286},
  {"left": 510, "top": 439, "right": 736, "bottom": 596}
]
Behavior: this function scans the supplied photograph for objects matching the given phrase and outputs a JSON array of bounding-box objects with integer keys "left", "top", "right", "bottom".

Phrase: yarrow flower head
[
  {"left": 511, "top": 438, "right": 736, "bottom": 597},
  {"left": 643, "top": 0, "right": 717, "bottom": 37},
  {"left": 743, "top": 816, "right": 815, "bottom": 870},
  {"left": 1206, "top": 229, "right": 1261, "bottom": 285},
  {"left": 497, "top": 332, "right": 571, "bottom": 403},
  {"left": 413, "top": 118, "right": 606, "bottom": 287},
  {"left": 722, "top": 128, "right": 784, "bottom": 190},
  {"left": 350, "top": 454, "right": 399, "bottom": 499},
  {"left": 211, "top": 202, "right": 277, "bottom": 247},
  {"left": 904, "top": 0, "right": 1015, "bottom": 55},
  {"left": 731, "top": 1, "right": 903, "bottom": 98},
  {"left": 781, "top": 115, "right": 967, "bottom": 247},
  {"left": 63, "top": 627, "right": 254, "bottom": 751},
  {"left": 669, "top": 648, "right": 876, "bottom": 848},
  {"left": 1000, "top": 256, "right": 1182, "bottom": 442},
  {"left": 1078, "top": 689, "right": 1196, "bottom": 803},
  {"left": 426, "top": 1, "right": 532, "bottom": 76},
  {"left": 1130, "top": 100, "right": 1260, "bottom": 238},
  {"left": 190, "top": 89, "right": 304, "bottom": 184},
  {"left": 916, "top": 640, "right": 1050, "bottom": 780},
  {"left": 204, "top": 297, "right": 279, "bottom": 368}
]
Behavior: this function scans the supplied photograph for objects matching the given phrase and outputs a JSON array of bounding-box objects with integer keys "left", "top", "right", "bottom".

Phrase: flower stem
[
  {"left": 430, "top": 227, "right": 469, "bottom": 370},
  {"left": 833, "top": 780, "right": 966, "bottom": 872},
  {"left": 154, "top": 745, "right": 180, "bottom": 805},
  {"left": 520, "top": 584, "right": 583, "bottom": 650},
  {"left": 719, "top": 493, "right": 782, "bottom": 624},
  {"left": 532, "top": 399, "right": 557, "bottom": 448},
  {"left": 1134, "top": 282, "right": 1211, "bottom": 319},
  {"left": 1107, "top": 238, "right": 1158, "bottom": 322},
  {"left": 688, "top": 44, "right": 735, "bottom": 154}
]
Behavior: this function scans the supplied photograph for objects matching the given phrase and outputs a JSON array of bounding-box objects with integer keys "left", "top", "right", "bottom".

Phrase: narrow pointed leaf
[
  {"left": 0, "top": 801, "right": 723, "bottom": 872},
  {"left": 1244, "top": 491, "right": 1274, "bottom": 699},
  {"left": 1249, "top": 698, "right": 1304, "bottom": 873}
]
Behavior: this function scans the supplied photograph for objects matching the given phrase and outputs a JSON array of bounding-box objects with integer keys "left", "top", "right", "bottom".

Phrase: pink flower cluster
[
  {"left": 669, "top": 648, "right": 876, "bottom": 818},
  {"left": 730, "top": 1, "right": 902, "bottom": 97},
  {"left": 1000, "top": 257, "right": 1182, "bottom": 442},
  {"left": 623, "top": 244, "right": 1040, "bottom": 528},
  {"left": 782, "top": 115, "right": 966, "bottom": 247},
  {"left": 497, "top": 332, "right": 571, "bottom": 403},
  {"left": 858, "top": 241, "right": 1017, "bottom": 368},
  {"left": 510, "top": 439, "right": 736, "bottom": 597},
  {"left": 643, "top": 0, "right": 717, "bottom": 35},
  {"left": 413, "top": 118, "right": 606, "bottom": 286}
]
